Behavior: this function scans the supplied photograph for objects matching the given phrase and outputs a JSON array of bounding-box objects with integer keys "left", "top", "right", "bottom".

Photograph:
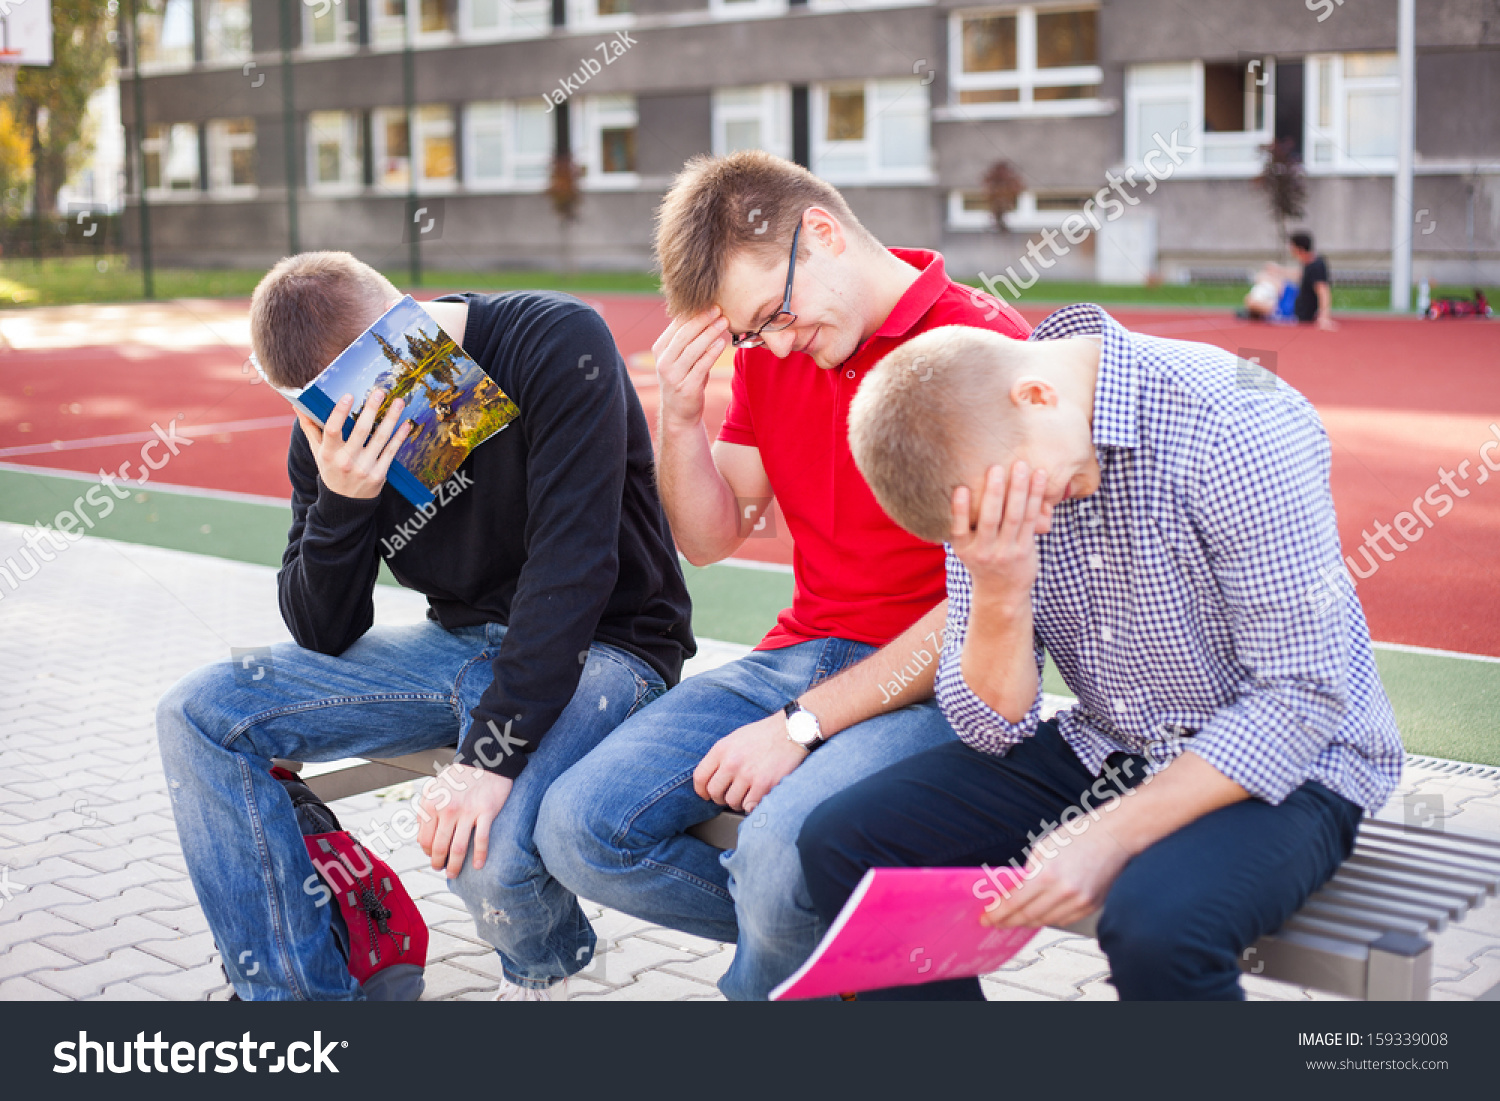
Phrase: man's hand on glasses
[{"left": 654, "top": 306, "right": 729, "bottom": 435}]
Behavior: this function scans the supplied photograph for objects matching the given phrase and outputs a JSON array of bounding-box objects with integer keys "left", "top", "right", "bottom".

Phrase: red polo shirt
[{"left": 718, "top": 248, "right": 1031, "bottom": 650}]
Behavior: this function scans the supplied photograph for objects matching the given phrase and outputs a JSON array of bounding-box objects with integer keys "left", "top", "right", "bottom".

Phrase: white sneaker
[{"left": 495, "top": 977, "right": 568, "bottom": 1001}]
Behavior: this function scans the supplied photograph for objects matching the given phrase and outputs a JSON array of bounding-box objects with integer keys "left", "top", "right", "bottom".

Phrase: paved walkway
[{"left": 2, "top": 521, "right": 1498, "bottom": 1001}]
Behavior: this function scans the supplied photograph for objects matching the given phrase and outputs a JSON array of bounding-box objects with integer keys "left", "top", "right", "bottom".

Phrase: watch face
[{"left": 786, "top": 710, "right": 820, "bottom": 747}]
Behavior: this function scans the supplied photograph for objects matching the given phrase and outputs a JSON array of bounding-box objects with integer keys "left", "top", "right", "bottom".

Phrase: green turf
[
  {"left": 2, "top": 465, "right": 1494, "bottom": 766},
  {"left": 3, "top": 255, "right": 1490, "bottom": 312},
  {"left": 0, "top": 255, "right": 663, "bottom": 307}
]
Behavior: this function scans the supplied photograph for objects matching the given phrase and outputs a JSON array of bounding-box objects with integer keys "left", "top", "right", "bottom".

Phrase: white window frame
[
  {"left": 206, "top": 118, "right": 257, "bottom": 196},
  {"left": 947, "top": 188, "right": 1093, "bottom": 232},
  {"left": 708, "top": 0, "right": 788, "bottom": 21},
  {"left": 711, "top": 85, "right": 791, "bottom": 160},
  {"left": 809, "top": 0, "right": 931, "bottom": 9},
  {"left": 200, "top": 0, "right": 253, "bottom": 64},
  {"left": 574, "top": 95, "right": 640, "bottom": 190},
  {"left": 307, "top": 110, "right": 365, "bottom": 195},
  {"left": 142, "top": 122, "right": 201, "bottom": 199},
  {"left": 947, "top": 189, "right": 995, "bottom": 231},
  {"left": 459, "top": 0, "right": 552, "bottom": 42},
  {"left": 372, "top": 0, "right": 458, "bottom": 49},
  {"left": 1305, "top": 52, "right": 1400, "bottom": 175},
  {"left": 372, "top": 105, "right": 459, "bottom": 193},
  {"left": 811, "top": 79, "right": 932, "bottom": 186},
  {"left": 136, "top": 0, "right": 197, "bottom": 73},
  {"left": 942, "top": 5, "right": 1108, "bottom": 120},
  {"left": 1122, "top": 59, "right": 1273, "bottom": 179},
  {"left": 301, "top": 0, "right": 361, "bottom": 54},
  {"left": 566, "top": 0, "right": 637, "bottom": 31},
  {"left": 464, "top": 100, "right": 552, "bottom": 192}
]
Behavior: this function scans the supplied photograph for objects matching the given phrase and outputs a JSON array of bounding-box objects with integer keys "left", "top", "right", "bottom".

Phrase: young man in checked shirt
[{"left": 797, "top": 304, "right": 1404, "bottom": 1000}]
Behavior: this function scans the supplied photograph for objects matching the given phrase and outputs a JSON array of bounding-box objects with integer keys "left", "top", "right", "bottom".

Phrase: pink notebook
[{"left": 771, "top": 866, "right": 1039, "bottom": 1001}]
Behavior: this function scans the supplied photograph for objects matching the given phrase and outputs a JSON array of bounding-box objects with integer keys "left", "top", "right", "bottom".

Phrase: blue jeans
[
  {"left": 156, "top": 620, "right": 665, "bottom": 1000},
  {"left": 797, "top": 721, "right": 1363, "bottom": 1000},
  {"left": 535, "top": 636, "right": 959, "bottom": 1001}
]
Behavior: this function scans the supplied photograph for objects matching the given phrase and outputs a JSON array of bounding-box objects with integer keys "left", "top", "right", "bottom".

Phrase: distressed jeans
[{"left": 157, "top": 619, "right": 664, "bottom": 1000}]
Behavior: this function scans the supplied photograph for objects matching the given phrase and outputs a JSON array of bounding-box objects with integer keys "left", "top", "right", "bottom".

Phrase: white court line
[
  {"left": 0, "top": 415, "right": 293, "bottom": 459},
  {"left": 0, "top": 460, "right": 294, "bottom": 507}
]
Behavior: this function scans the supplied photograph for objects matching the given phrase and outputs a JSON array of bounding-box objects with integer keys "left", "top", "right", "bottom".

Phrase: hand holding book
[{"left": 297, "top": 389, "right": 413, "bottom": 500}]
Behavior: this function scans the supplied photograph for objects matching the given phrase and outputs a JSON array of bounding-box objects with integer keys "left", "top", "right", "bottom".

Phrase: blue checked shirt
[{"left": 935, "top": 304, "right": 1403, "bottom": 812}]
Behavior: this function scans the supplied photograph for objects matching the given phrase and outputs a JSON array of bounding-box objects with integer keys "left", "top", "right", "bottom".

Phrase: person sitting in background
[
  {"left": 1241, "top": 263, "right": 1293, "bottom": 321},
  {"left": 1290, "top": 231, "right": 1338, "bottom": 331},
  {"left": 796, "top": 305, "right": 1402, "bottom": 1000}
]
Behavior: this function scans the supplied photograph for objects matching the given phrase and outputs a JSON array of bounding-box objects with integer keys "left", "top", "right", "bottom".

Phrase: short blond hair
[
  {"left": 654, "top": 151, "right": 873, "bottom": 317},
  {"left": 249, "top": 252, "right": 399, "bottom": 388},
  {"left": 849, "top": 326, "right": 1025, "bottom": 543}
]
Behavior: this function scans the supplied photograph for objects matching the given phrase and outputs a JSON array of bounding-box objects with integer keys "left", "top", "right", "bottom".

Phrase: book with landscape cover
[
  {"left": 262, "top": 296, "right": 519, "bottom": 507},
  {"left": 770, "top": 866, "right": 1040, "bottom": 1000}
]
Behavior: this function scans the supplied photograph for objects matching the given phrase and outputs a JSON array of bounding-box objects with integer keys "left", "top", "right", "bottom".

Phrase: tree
[
  {"left": 1256, "top": 138, "right": 1307, "bottom": 249},
  {"left": 547, "top": 153, "right": 583, "bottom": 274},
  {"left": 12, "top": 0, "right": 116, "bottom": 217},
  {"left": 0, "top": 100, "right": 33, "bottom": 219},
  {"left": 982, "top": 160, "right": 1026, "bottom": 228}
]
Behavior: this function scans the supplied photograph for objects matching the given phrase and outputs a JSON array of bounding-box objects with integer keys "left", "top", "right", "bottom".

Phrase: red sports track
[{"left": 2, "top": 295, "right": 1497, "bottom": 656}]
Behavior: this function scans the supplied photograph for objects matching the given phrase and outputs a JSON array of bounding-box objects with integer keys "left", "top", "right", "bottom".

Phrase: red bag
[
  {"left": 304, "top": 832, "right": 430, "bottom": 999},
  {"left": 270, "top": 766, "right": 429, "bottom": 1000}
]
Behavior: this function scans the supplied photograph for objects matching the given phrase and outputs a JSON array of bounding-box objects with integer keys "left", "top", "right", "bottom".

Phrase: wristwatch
[{"left": 783, "top": 700, "right": 825, "bottom": 751}]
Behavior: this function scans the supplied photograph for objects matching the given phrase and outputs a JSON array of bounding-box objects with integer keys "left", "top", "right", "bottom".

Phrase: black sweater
[{"left": 276, "top": 291, "right": 695, "bottom": 778}]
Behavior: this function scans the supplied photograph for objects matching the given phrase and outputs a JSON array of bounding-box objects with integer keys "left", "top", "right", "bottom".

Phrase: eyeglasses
[{"left": 730, "top": 221, "right": 801, "bottom": 349}]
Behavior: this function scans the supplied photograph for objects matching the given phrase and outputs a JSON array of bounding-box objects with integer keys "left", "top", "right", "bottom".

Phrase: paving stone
[
  {"left": 658, "top": 946, "right": 736, "bottom": 987},
  {"left": 132, "top": 962, "right": 231, "bottom": 1001},
  {"left": 50, "top": 860, "right": 177, "bottom": 900},
  {"left": 94, "top": 981, "right": 169, "bottom": 1001},
  {"left": 0, "top": 910, "right": 90, "bottom": 953},
  {"left": 135, "top": 929, "right": 221, "bottom": 969},
  {"left": 995, "top": 944, "right": 1112, "bottom": 1000},
  {"left": 0, "top": 943, "right": 81, "bottom": 983},
  {"left": 40, "top": 915, "right": 188, "bottom": 963},
  {"left": 44, "top": 885, "right": 186, "bottom": 931},
  {"left": 0, "top": 975, "right": 72, "bottom": 1001},
  {"left": 571, "top": 969, "right": 723, "bottom": 1001}
]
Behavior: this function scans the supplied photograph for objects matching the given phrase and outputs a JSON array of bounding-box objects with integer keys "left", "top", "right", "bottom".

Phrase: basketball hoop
[{"left": 0, "top": 49, "right": 21, "bottom": 96}]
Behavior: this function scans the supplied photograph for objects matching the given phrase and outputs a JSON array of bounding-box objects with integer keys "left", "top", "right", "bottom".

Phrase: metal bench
[{"left": 284, "top": 749, "right": 1500, "bottom": 1001}]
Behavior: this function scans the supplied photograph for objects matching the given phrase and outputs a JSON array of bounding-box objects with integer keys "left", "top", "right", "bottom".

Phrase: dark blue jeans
[{"left": 797, "top": 721, "right": 1362, "bottom": 1000}]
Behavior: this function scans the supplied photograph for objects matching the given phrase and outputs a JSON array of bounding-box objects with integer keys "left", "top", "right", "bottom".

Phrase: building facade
[{"left": 120, "top": 0, "right": 1500, "bottom": 285}]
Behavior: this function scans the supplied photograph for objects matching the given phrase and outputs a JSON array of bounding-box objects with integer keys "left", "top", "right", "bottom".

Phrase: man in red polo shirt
[{"left": 537, "top": 151, "right": 1030, "bottom": 1000}]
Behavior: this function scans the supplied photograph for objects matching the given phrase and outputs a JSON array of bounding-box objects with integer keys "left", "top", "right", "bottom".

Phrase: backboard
[{"left": 0, "top": 0, "right": 54, "bottom": 66}]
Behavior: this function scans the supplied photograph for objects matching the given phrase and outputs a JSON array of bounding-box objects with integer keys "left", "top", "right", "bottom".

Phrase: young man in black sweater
[{"left": 157, "top": 252, "right": 694, "bottom": 1001}]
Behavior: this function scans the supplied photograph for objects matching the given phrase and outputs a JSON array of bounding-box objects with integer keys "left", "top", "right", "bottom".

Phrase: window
[
  {"left": 136, "top": 0, "right": 195, "bottom": 69},
  {"left": 947, "top": 6, "right": 1103, "bottom": 116},
  {"left": 466, "top": 100, "right": 551, "bottom": 189},
  {"left": 308, "top": 110, "right": 365, "bottom": 192},
  {"left": 1123, "top": 59, "right": 1273, "bottom": 177},
  {"left": 373, "top": 106, "right": 458, "bottom": 190},
  {"left": 374, "top": 0, "right": 456, "bottom": 46},
  {"left": 461, "top": 0, "right": 550, "bottom": 39},
  {"left": 948, "top": 188, "right": 1092, "bottom": 232},
  {"left": 304, "top": 0, "right": 360, "bottom": 51},
  {"left": 207, "top": 118, "right": 256, "bottom": 194},
  {"left": 812, "top": 79, "right": 930, "bottom": 184},
  {"left": 1305, "top": 53, "right": 1399, "bottom": 173},
  {"left": 709, "top": 0, "right": 787, "bottom": 18},
  {"left": 712, "top": 85, "right": 791, "bottom": 159},
  {"left": 142, "top": 123, "right": 200, "bottom": 196},
  {"left": 567, "top": 0, "right": 635, "bottom": 28},
  {"left": 202, "top": 0, "right": 251, "bottom": 62},
  {"left": 575, "top": 95, "right": 639, "bottom": 187}
]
